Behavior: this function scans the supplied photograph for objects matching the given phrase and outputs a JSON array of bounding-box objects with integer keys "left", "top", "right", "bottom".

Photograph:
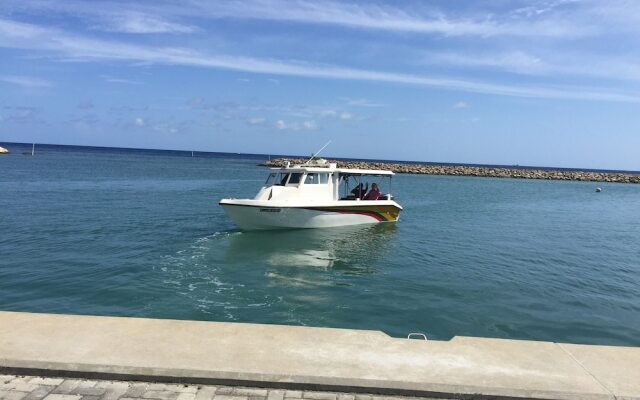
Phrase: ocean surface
[{"left": 1, "top": 143, "right": 639, "bottom": 345}]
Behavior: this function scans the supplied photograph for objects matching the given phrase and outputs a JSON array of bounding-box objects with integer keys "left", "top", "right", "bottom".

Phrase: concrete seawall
[
  {"left": 262, "top": 159, "right": 640, "bottom": 184},
  {"left": 1, "top": 311, "right": 638, "bottom": 400}
]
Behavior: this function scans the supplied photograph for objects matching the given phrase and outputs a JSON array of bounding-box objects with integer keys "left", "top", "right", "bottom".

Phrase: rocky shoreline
[{"left": 262, "top": 158, "right": 640, "bottom": 184}]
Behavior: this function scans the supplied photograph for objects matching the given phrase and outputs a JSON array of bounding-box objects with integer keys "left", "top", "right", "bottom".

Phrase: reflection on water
[
  {"left": 155, "top": 223, "right": 398, "bottom": 323},
  {"left": 224, "top": 223, "right": 397, "bottom": 272}
]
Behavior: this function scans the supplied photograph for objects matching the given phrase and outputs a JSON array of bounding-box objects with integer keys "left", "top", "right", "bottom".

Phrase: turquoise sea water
[{"left": 1, "top": 143, "right": 639, "bottom": 345}]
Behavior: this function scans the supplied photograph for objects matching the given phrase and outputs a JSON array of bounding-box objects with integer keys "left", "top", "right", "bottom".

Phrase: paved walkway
[{"left": 0, "top": 375, "right": 442, "bottom": 400}]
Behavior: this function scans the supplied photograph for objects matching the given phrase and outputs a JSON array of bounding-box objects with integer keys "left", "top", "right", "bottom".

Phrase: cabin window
[
  {"left": 304, "top": 173, "right": 319, "bottom": 184},
  {"left": 274, "top": 173, "right": 290, "bottom": 186},
  {"left": 265, "top": 173, "right": 277, "bottom": 185},
  {"left": 287, "top": 173, "right": 302, "bottom": 185},
  {"left": 319, "top": 173, "right": 330, "bottom": 184}
]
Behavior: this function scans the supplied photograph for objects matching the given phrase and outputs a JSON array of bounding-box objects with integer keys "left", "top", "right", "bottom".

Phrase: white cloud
[
  {"left": 102, "top": 75, "right": 142, "bottom": 84},
  {"left": 0, "top": 18, "right": 639, "bottom": 102},
  {"left": 453, "top": 101, "right": 468, "bottom": 109},
  {"left": 187, "top": 0, "right": 589, "bottom": 38},
  {"left": 248, "top": 117, "right": 266, "bottom": 125},
  {"left": 97, "top": 13, "right": 197, "bottom": 34},
  {"left": 275, "top": 119, "right": 317, "bottom": 131},
  {"left": 319, "top": 110, "right": 338, "bottom": 117},
  {"left": 426, "top": 51, "right": 548, "bottom": 75},
  {"left": 302, "top": 120, "right": 317, "bottom": 130},
  {"left": 134, "top": 117, "right": 145, "bottom": 126},
  {"left": 340, "top": 112, "right": 353, "bottom": 120},
  {"left": 342, "top": 97, "right": 385, "bottom": 107},
  {"left": 0, "top": 75, "right": 51, "bottom": 88}
]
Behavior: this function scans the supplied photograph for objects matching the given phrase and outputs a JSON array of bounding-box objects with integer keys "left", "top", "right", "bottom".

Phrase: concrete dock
[{"left": 1, "top": 311, "right": 638, "bottom": 400}]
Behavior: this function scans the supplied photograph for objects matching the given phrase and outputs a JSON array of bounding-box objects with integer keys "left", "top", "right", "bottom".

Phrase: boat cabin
[{"left": 254, "top": 162, "right": 394, "bottom": 203}]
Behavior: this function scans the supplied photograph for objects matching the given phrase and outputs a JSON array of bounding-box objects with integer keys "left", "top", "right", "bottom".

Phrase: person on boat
[
  {"left": 350, "top": 182, "right": 368, "bottom": 199},
  {"left": 364, "top": 183, "right": 381, "bottom": 200}
]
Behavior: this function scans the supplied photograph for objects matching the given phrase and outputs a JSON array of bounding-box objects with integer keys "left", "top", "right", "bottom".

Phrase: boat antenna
[{"left": 304, "top": 140, "right": 331, "bottom": 164}]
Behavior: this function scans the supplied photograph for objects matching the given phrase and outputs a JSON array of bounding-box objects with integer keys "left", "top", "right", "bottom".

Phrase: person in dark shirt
[{"left": 364, "top": 183, "right": 381, "bottom": 200}]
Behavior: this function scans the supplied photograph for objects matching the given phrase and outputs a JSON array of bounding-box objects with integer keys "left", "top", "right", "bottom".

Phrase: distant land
[{"left": 1, "top": 141, "right": 639, "bottom": 177}]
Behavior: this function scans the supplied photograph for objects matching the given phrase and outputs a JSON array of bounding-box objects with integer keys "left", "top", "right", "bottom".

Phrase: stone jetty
[{"left": 263, "top": 158, "right": 640, "bottom": 184}]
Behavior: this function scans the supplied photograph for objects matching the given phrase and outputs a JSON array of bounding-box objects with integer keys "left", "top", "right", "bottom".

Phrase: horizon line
[{"left": 1, "top": 140, "right": 639, "bottom": 175}]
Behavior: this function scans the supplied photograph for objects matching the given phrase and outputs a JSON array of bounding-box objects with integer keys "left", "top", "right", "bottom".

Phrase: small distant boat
[
  {"left": 595, "top": 187, "right": 602, "bottom": 192},
  {"left": 220, "top": 159, "right": 403, "bottom": 230},
  {"left": 0, "top": 146, "right": 9, "bottom": 154}
]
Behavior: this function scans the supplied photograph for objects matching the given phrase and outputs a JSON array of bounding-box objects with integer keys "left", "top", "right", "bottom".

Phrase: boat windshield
[{"left": 266, "top": 172, "right": 303, "bottom": 186}]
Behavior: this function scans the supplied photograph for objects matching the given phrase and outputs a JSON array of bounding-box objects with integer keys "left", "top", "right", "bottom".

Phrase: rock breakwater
[{"left": 262, "top": 158, "right": 640, "bottom": 184}]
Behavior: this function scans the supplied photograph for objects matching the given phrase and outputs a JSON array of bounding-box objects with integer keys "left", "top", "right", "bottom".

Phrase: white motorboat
[{"left": 219, "top": 160, "right": 403, "bottom": 230}]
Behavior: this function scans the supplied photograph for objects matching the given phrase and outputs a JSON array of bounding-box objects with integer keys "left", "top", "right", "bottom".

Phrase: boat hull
[{"left": 219, "top": 201, "right": 401, "bottom": 230}]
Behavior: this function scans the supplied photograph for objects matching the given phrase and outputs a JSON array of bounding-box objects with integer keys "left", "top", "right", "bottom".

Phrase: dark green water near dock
[{"left": 1, "top": 143, "right": 639, "bottom": 345}]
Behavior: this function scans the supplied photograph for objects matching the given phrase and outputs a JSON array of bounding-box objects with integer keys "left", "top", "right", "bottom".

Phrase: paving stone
[
  {"left": 176, "top": 393, "right": 195, "bottom": 400},
  {"left": 74, "top": 383, "right": 97, "bottom": 390},
  {"left": 354, "top": 396, "right": 372, "bottom": 400},
  {"left": 302, "top": 393, "right": 336, "bottom": 400},
  {"left": 141, "top": 390, "right": 178, "bottom": 400},
  {"left": 0, "top": 377, "right": 16, "bottom": 384},
  {"left": 27, "top": 379, "right": 64, "bottom": 387},
  {"left": 23, "top": 385, "right": 55, "bottom": 400},
  {"left": 80, "top": 396, "right": 100, "bottom": 400},
  {"left": 96, "top": 382, "right": 130, "bottom": 400},
  {"left": 193, "top": 386, "right": 216, "bottom": 400},
  {"left": 211, "top": 388, "right": 232, "bottom": 396},
  {"left": 212, "top": 396, "right": 247, "bottom": 400},
  {"left": 165, "top": 386, "right": 197, "bottom": 394},
  {"left": 337, "top": 395, "right": 354, "bottom": 400},
  {"left": 43, "top": 395, "right": 82, "bottom": 400},
  {"left": 265, "top": 390, "right": 283, "bottom": 400},
  {"left": 123, "top": 384, "right": 148, "bottom": 398},
  {"left": 283, "top": 392, "right": 301, "bottom": 399},
  {"left": 51, "top": 381, "right": 81, "bottom": 395},
  {"left": 232, "top": 389, "right": 267, "bottom": 397},
  {"left": 71, "top": 388, "right": 105, "bottom": 397},
  {"left": 0, "top": 390, "right": 28, "bottom": 400},
  {"left": 3, "top": 378, "right": 37, "bottom": 393}
]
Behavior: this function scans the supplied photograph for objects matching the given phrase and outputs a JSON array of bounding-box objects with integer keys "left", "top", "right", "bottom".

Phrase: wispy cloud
[
  {"left": 188, "top": 0, "right": 588, "bottom": 38},
  {"left": 342, "top": 97, "right": 385, "bottom": 107},
  {"left": 101, "top": 75, "right": 142, "bottom": 85},
  {"left": 96, "top": 13, "right": 197, "bottom": 34},
  {"left": 423, "top": 50, "right": 640, "bottom": 82},
  {"left": 453, "top": 101, "right": 469, "bottom": 109},
  {"left": 275, "top": 119, "right": 317, "bottom": 131},
  {"left": 0, "top": 74, "right": 51, "bottom": 88},
  {"left": 1, "top": 18, "right": 639, "bottom": 102},
  {"left": 248, "top": 117, "right": 266, "bottom": 125},
  {"left": 4, "top": 0, "right": 633, "bottom": 40}
]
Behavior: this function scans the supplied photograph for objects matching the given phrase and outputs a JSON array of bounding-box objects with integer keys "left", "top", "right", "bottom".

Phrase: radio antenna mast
[{"left": 305, "top": 140, "right": 331, "bottom": 165}]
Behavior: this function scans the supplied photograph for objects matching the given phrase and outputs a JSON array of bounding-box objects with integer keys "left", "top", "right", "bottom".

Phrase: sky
[{"left": 1, "top": 0, "right": 640, "bottom": 170}]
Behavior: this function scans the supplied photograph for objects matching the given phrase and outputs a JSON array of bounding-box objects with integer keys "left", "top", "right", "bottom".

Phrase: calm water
[{"left": 1, "top": 144, "right": 639, "bottom": 345}]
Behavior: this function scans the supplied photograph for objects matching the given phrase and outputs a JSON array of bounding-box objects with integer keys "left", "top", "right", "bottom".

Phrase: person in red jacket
[{"left": 364, "top": 183, "right": 381, "bottom": 200}]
